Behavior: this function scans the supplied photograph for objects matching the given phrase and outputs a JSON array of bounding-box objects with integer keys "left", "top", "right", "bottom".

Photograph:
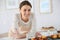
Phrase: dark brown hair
[{"left": 19, "top": 1, "right": 32, "bottom": 9}]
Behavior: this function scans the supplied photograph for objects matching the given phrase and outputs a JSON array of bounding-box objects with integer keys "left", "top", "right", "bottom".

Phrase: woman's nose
[{"left": 26, "top": 11, "right": 30, "bottom": 15}]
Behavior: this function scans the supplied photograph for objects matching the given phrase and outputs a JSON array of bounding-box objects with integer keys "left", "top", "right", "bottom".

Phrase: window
[{"left": 40, "top": 0, "right": 52, "bottom": 13}]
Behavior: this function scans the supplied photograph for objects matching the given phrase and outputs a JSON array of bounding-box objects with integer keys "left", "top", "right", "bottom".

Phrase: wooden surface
[
  {"left": 0, "top": 33, "right": 26, "bottom": 40},
  {"left": 0, "top": 32, "right": 8, "bottom": 38}
]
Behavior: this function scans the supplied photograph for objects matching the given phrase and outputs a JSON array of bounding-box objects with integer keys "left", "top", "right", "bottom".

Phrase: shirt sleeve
[
  {"left": 12, "top": 14, "right": 19, "bottom": 29},
  {"left": 8, "top": 14, "right": 19, "bottom": 37},
  {"left": 9, "top": 14, "right": 19, "bottom": 33}
]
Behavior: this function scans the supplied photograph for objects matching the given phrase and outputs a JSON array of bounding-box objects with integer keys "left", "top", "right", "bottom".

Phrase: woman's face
[{"left": 20, "top": 5, "right": 31, "bottom": 18}]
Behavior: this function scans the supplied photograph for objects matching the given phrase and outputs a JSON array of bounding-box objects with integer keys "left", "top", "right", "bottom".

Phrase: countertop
[
  {"left": 0, "top": 33, "right": 60, "bottom": 40},
  {"left": 0, "top": 33, "right": 27, "bottom": 40}
]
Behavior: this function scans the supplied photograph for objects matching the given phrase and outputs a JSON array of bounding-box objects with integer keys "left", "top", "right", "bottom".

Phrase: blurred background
[{"left": 0, "top": 0, "right": 60, "bottom": 34}]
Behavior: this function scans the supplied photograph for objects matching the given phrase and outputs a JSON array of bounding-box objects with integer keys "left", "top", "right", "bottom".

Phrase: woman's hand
[
  {"left": 12, "top": 30, "right": 21, "bottom": 39},
  {"left": 35, "top": 32, "right": 41, "bottom": 37},
  {"left": 12, "top": 31, "right": 27, "bottom": 39},
  {"left": 9, "top": 29, "right": 20, "bottom": 39}
]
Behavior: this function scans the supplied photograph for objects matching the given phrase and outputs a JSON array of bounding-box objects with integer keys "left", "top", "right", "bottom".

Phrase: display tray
[
  {"left": 48, "top": 37, "right": 60, "bottom": 40},
  {"left": 28, "top": 37, "right": 60, "bottom": 40}
]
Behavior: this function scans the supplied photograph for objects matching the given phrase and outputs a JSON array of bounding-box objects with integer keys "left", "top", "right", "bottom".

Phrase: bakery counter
[
  {"left": 27, "top": 27, "right": 60, "bottom": 40},
  {"left": 27, "top": 35, "right": 60, "bottom": 40}
]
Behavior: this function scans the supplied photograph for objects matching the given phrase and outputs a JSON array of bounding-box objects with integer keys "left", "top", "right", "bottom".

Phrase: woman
[{"left": 8, "top": 1, "right": 37, "bottom": 40}]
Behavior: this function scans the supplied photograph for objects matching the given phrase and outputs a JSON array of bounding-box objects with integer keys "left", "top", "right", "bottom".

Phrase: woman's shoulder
[
  {"left": 14, "top": 13, "right": 20, "bottom": 20},
  {"left": 15, "top": 13, "right": 20, "bottom": 17}
]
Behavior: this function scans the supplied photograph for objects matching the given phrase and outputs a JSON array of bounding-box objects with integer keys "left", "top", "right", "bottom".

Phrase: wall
[
  {"left": 0, "top": 0, "right": 19, "bottom": 34},
  {"left": 34, "top": 0, "right": 60, "bottom": 31}
]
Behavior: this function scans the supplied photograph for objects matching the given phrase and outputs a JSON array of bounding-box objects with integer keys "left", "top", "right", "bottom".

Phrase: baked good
[
  {"left": 58, "top": 33, "right": 60, "bottom": 38},
  {"left": 48, "top": 26, "right": 54, "bottom": 31},
  {"left": 41, "top": 27, "right": 48, "bottom": 31},
  {"left": 41, "top": 35, "right": 47, "bottom": 39},
  {"left": 51, "top": 34, "right": 57, "bottom": 38}
]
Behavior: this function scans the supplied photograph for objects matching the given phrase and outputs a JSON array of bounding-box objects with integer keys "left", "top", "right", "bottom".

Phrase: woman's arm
[{"left": 8, "top": 27, "right": 26, "bottom": 39}]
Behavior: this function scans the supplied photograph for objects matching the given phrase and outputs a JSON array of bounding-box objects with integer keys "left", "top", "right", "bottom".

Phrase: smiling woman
[{"left": 8, "top": 0, "right": 36, "bottom": 40}]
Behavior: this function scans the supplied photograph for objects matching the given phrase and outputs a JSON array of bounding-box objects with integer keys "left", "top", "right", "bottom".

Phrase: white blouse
[{"left": 9, "top": 13, "right": 36, "bottom": 40}]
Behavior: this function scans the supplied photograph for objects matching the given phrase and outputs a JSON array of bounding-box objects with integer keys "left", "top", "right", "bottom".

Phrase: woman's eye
[
  {"left": 24, "top": 9, "right": 26, "bottom": 11},
  {"left": 28, "top": 9, "right": 31, "bottom": 11}
]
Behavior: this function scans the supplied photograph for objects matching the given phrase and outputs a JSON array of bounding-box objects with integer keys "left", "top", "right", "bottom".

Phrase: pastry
[
  {"left": 51, "top": 34, "right": 57, "bottom": 38},
  {"left": 58, "top": 33, "right": 60, "bottom": 38}
]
